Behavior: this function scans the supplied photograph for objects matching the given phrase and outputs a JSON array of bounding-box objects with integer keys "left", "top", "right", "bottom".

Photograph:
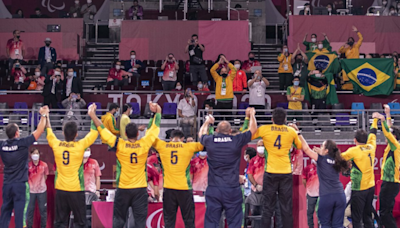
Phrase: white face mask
[
  {"left": 31, "top": 154, "right": 39, "bottom": 161},
  {"left": 130, "top": 109, "right": 133, "bottom": 115},
  {"left": 54, "top": 71, "right": 61, "bottom": 75},
  {"left": 35, "top": 72, "right": 41, "bottom": 77},
  {"left": 311, "top": 38, "right": 317, "bottom": 43},
  {"left": 197, "top": 84, "right": 203, "bottom": 89},
  {"left": 318, "top": 44, "right": 323, "bottom": 49},
  {"left": 68, "top": 72, "right": 74, "bottom": 77},
  {"left": 327, "top": 8, "right": 332, "bottom": 12},
  {"left": 176, "top": 86, "right": 182, "bottom": 90},
  {"left": 114, "top": 112, "right": 120, "bottom": 118},
  {"left": 243, "top": 155, "right": 249, "bottom": 162},
  {"left": 115, "top": 65, "right": 121, "bottom": 70},
  {"left": 84, "top": 151, "right": 91, "bottom": 158},
  {"left": 199, "top": 151, "right": 207, "bottom": 157},
  {"left": 383, "top": 1, "right": 387, "bottom": 5},
  {"left": 315, "top": 73, "right": 322, "bottom": 77},
  {"left": 75, "top": 1, "right": 79, "bottom": 4},
  {"left": 234, "top": 64, "right": 241, "bottom": 69},
  {"left": 257, "top": 146, "right": 264, "bottom": 154},
  {"left": 284, "top": 48, "right": 288, "bottom": 52},
  {"left": 205, "top": 107, "right": 209, "bottom": 111},
  {"left": 87, "top": 0, "right": 92, "bottom": 4},
  {"left": 131, "top": 55, "right": 136, "bottom": 59}
]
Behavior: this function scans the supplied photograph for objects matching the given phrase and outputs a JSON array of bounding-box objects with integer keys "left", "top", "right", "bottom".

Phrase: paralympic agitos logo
[
  {"left": 41, "top": 0, "right": 65, "bottom": 13},
  {"left": 146, "top": 208, "right": 165, "bottom": 228}
]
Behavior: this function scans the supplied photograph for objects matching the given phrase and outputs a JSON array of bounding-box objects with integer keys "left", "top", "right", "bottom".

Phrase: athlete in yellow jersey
[
  {"left": 375, "top": 107, "right": 400, "bottom": 228},
  {"left": 151, "top": 128, "right": 203, "bottom": 228},
  {"left": 46, "top": 106, "right": 99, "bottom": 228},
  {"left": 341, "top": 117, "right": 377, "bottom": 228},
  {"left": 89, "top": 102, "right": 161, "bottom": 228},
  {"left": 251, "top": 107, "right": 302, "bottom": 228}
]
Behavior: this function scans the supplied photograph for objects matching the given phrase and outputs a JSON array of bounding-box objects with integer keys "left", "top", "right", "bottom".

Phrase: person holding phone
[
  {"left": 61, "top": 93, "right": 86, "bottom": 123},
  {"left": 184, "top": 34, "right": 207, "bottom": 85}
]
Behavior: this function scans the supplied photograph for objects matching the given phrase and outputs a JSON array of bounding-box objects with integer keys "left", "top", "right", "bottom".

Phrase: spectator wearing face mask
[
  {"left": 32, "top": 68, "right": 45, "bottom": 91},
  {"left": 299, "top": 3, "right": 311, "bottom": 15},
  {"left": 339, "top": 26, "right": 363, "bottom": 59},
  {"left": 6, "top": 30, "right": 25, "bottom": 71},
  {"left": 190, "top": 151, "right": 209, "bottom": 193},
  {"left": 107, "top": 60, "right": 133, "bottom": 88},
  {"left": 120, "top": 103, "right": 132, "bottom": 140},
  {"left": 61, "top": 93, "right": 86, "bottom": 123},
  {"left": 178, "top": 89, "right": 197, "bottom": 137},
  {"left": 292, "top": 44, "right": 309, "bottom": 87},
  {"left": 248, "top": 70, "right": 270, "bottom": 111},
  {"left": 215, "top": 54, "right": 228, "bottom": 74},
  {"left": 123, "top": 50, "right": 144, "bottom": 89},
  {"left": 302, "top": 159, "right": 319, "bottom": 228},
  {"left": 70, "top": 0, "right": 82, "bottom": 18},
  {"left": 43, "top": 66, "right": 63, "bottom": 108},
  {"left": 161, "top": 53, "right": 179, "bottom": 91},
  {"left": 389, "top": 6, "right": 398, "bottom": 15},
  {"left": 46, "top": 60, "right": 63, "bottom": 76},
  {"left": 243, "top": 147, "right": 257, "bottom": 198},
  {"left": 210, "top": 55, "right": 237, "bottom": 117},
  {"left": 101, "top": 103, "right": 120, "bottom": 144},
  {"left": 27, "top": 148, "right": 49, "bottom": 228},
  {"left": 308, "top": 69, "right": 328, "bottom": 109},
  {"left": 303, "top": 33, "right": 331, "bottom": 52},
  {"left": 83, "top": 148, "right": 102, "bottom": 198},
  {"left": 30, "top": 8, "right": 49, "bottom": 18},
  {"left": 242, "top": 52, "right": 261, "bottom": 78},
  {"left": 287, "top": 77, "right": 305, "bottom": 119},
  {"left": 195, "top": 81, "right": 210, "bottom": 96},
  {"left": 326, "top": 3, "right": 337, "bottom": 15},
  {"left": 278, "top": 45, "right": 293, "bottom": 90},
  {"left": 172, "top": 81, "right": 183, "bottom": 93},
  {"left": 38, "top": 38, "right": 57, "bottom": 76},
  {"left": 248, "top": 140, "right": 266, "bottom": 193},
  {"left": 62, "top": 67, "right": 83, "bottom": 100},
  {"left": 232, "top": 60, "right": 248, "bottom": 92},
  {"left": 11, "top": 60, "right": 27, "bottom": 85}
]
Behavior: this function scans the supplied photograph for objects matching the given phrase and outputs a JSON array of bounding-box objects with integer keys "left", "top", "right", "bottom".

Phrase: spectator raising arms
[
  {"left": 61, "top": 93, "right": 86, "bottom": 123},
  {"left": 107, "top": 61, "right": 133, "bottom": 87},
  {"left": 248, "top": 70, "right": 269, "bottom": 111},
  {"left": 232, "top": 60, "right": 248, "bottom": 92},
  {"left": 161, "top": 53, "right": 179, "bottom": 91},
  {"left": 11, "top": 60, "right": 26, "bottom": 85},
  {"left": 292, "top": 43, "right": 309, "bottom": 87},
  {"left": 178, "top": 89, "right": 197, "bottom": 138},
  {"left": 303, "top": 33, "right": 330, "bottom": 52},
  {"left": 338, "top": 26, "right": 363, "bottom": 59},
  {"left": 277, "top": 44, "right": 293, "bottom": 90}
]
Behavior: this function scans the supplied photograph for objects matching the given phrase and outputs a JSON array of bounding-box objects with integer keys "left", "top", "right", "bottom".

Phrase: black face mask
[
  {"left": 249, "top": 57, "right": 255, "bottom": 61},
  {"left": 221, "top": 73, "right": 228, "bottom": 78},
  {"left": 296, "top": 58, "right": 302, "bottom": 63},
  {"left": 348, "top": 41, "right": 354, "bottom": 46},
  {"left": 45, "top": 43, "right": 50, "bottom": 47},
  {"left": 16, "top": 35, "right": 20, "bottom": 39}
]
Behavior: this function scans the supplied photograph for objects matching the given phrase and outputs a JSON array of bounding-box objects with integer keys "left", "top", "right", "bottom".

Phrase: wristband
[
  {"left": 387, "top": 117, "right": 392, "bottom": 120},
  {"left": 41, "top": 114, "right": 47, "bottom": 117}
]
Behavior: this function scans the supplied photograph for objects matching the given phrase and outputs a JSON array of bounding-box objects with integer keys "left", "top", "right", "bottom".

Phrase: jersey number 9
[
  {"left": 130, "top": 153, "right": 138, "bottom": 164},
  {"left": 171, "top": 151, "right": 178, "bottom": 164},
  {"left": 63, "top": 151, "right": 69, "bottom": 165}
]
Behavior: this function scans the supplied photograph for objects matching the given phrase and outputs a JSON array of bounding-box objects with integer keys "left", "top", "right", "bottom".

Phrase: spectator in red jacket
[
  {"left": 11, "top": 60, "right": 27, "bottom": 85},
  {"left": 232, "top": 60, "right": 247, "bottom": 92},
  {"left": 242, "top": 52, "right": 261, "bottom": 77},
  {"left": 195, "top": 81, "right": 210, "bottom": 96},
  {"left": 107, "top": 60, "right": 132, "bottom": 87}
]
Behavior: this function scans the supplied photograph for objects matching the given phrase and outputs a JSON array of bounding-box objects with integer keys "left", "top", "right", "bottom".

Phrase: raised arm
[
  {"left": 288, "top": 123, "right": 317, "bottom": 161},
  {"left": 198, "top": 115, "right": 214, "bottom": 138},
  {"left": 368, "top": 114, "right": 378, "bottom": 150},
  {"left": 248, "top": 108, "right": 257, "bottom": 135},
  {"left": 210, "top": 63, "right": 220, "bottom": 81},
  {"left": 33, "top": 106, "right": 49, "bottom": 141},
  {"left": 384, "top": 104, "right": 392, "bottom": 128}
]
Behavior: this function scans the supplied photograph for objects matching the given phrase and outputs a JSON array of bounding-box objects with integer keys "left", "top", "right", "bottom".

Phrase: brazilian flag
[
  {"left": 306, "top": 52, "right": 341, "bottom": 75},
  {"left": 304, "top": 72, "right": 339, "bottom": 105},
  {"left": 341, "top": 59, "right": 395, "bottom": 96}
]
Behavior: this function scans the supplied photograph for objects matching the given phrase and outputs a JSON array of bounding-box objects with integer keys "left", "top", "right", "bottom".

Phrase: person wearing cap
[
  {"left": 83, "top": 148, "right": 102, "bottom": 198},
  {"left": 38, "top": 38, "right": 57, "bottom": 76}
]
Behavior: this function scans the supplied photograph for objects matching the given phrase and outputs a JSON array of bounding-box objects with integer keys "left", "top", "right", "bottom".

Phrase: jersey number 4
[{"left": 274, "top": 135, "right": 282, "bottom": 150}]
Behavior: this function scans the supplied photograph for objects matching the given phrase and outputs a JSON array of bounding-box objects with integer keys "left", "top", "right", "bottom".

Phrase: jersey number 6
[
  {"left": 171, "top": 151, "right": 178, "bottom": 164},
  {"left": 130, "top": 153, "right": 138, "bottom": 164}
]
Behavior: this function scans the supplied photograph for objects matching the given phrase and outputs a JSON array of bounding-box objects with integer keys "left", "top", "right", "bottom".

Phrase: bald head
[
  {"left": 216, "top": 121, "right": 232, "bottom": 135},
  {"left": 220, "top": 67, "right": 228, "bottom": 75}
]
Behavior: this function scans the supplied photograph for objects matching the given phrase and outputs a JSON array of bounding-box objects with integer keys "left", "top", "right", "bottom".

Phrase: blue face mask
[
  {"left": 293, "top": 81, "right": 300, "bottom": 86},
  {"left": 199, "top": 151, "right": 207, "bottom": 157}
]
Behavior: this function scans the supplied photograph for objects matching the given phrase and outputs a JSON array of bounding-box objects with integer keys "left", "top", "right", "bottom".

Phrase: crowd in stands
[{"left": 299, "top": 1, "right": 400, "bottom": 15}]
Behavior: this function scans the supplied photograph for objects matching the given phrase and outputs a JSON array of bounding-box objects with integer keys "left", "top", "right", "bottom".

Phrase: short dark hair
[
  {"left": 30, "top": 148, "right": 39, "bottom": 154},
  {"left": 123, "top": 103, "right": 132, "bottom": 113},
  {"left": 248, "top": 52, "right": 255, "bottom": 56},
  {"left": 13, "top": 30, "right": 19, "bottom": 34},
  {"left": 126, "top": 123, "right": 138, "bottom": 139},
  {"left": 63, "top": 121, "right": 78, "bottom": 142},
  {"left": 35, "top": 8, "right": 41, "bottom": 11},
  {"left": 293, "top": 76, "right": 300, "bottom": 80},
  {"left": 130, "top": 50, "right": 136, "bottom": 54},
  {"left": 234, "top": 59, "right": 242, "bottom": 65},
  {"left": 304, "top": 3, "right": 310, "bottom": 6},
  {"left": 204, "top": 99, "right": 215, "bottom": 108},
  {"left": 311, "top": 33, "right": 317, "bottom": 37},
  {"left": 171, "top": 130, "right": 185, "bottom": 139},
  {"left": 245, "top": 147, "right": 257, "bottom": 160},
  {"left": 355, "top": 130, "right": 368, "bottom": 144},
  {"left": 272, "top": 107, "right": 287, "bottom": 125},
  {"left": 133, "top": 0, "right": 138, "bottom": 2},
  {"left": 109, "top": 103, "right": 119, "bottom": 111},
  {"left": 192, "top": 34, "right": 198, "bottom": 38},
  {"left": 392, "top": 126, "right": 400, "bottom": 140},
  {"left": 114, "top": 60, "right": 121, "bottom": 65},
  {"left": 327, "top": 3, "right": 333, "bottom": 7},
  {"left": 5, "top": 123, "right": 18, "bottom": 139}
]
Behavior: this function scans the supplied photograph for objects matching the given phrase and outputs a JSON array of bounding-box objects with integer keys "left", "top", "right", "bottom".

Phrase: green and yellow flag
[
  {"left": 304, "top": 72, "right": 339, "bottom": 105},
  {"left": 341, "top": 59, "right": 395, "bottom": 96},
  {"left": 306, "top": 52, "right": 341, "bottom": 75}
]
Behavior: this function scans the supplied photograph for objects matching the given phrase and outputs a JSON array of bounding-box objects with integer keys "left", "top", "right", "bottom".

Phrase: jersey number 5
[
  {"left": 130, "top": 153, "right": 138, "bottom": 164},
  {"left": 63, "top": 151, "right": 69, "bottom": 165},
  {"left": 274, "top": 135, "right": 282, "bottom": 150},
  {"left": 171, "top": 151, "right": 178, "bottom": 164}
]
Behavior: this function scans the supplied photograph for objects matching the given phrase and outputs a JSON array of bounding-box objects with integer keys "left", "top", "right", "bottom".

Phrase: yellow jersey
[
  {"left": 252, "top": 124, "right": 302, "bottom": 174},
  {"left": 101, "top": 112, "right": 119, "bottom": 144},
  {"left": 210, "top": 63, "right": 237, "bottom": 101},
  {"left": 153, "top": 139, "right": 203, "bottom": 190},
  {"left": 381, "top": 119, "right": 400, "bottom": 183},
  {"left": 287, "top": 86, "right": 305, "bottom": 110},
  {"left": 119, "top": 114, "right": 131, "bottom": 140},
  {"left": 47, "top": 127, "right": 98, "bottom": 192},
  {"left": 277, "top": 53, "right": 293, "bottom": 73},
  {"left": 338, "top": 32, "right": 363, "bottom": 59},
  {"left": 99, "top": 113, "right": 161, "bottom": 189},
  {"left": 341, "top": 119, "right": 377, "bottom": 191}
]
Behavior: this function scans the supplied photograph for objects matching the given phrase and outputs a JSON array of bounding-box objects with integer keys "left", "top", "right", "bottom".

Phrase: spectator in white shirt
[
  {"left": 248, "top": 70, "right": 270, "bottom": 111},
  {"left": 178, "top": 89, "right": 197, "bottom": 137}
]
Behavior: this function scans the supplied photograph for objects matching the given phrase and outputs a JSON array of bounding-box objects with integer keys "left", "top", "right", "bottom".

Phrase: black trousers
[
  {"left": 278, "top": 73, "right": 293, "bottom": 90},
  {"left": 190, "top": 65, "right": 208, "bottom": 85},
  {"left": 216, "top": 100, "right": 233, "bottom": 120},
  {"left": 27, "top": 191, "right": 47, "bottom": 228},
  {"left": 261, "top": 172, "right": 293, "bottom": 228},
  {"left": 54, "top": 190, "right": 86, "bottom": 228},
  {"left": 379, "top": 181, "right": 399, "bottom": 228},
  {"left": 113, "top": 188, "right": 148, "bottom": 228},
  {"left": 311, "top": 98, "right": 326, "bottom": 110},
  {"left": 163, "top": 188, "right": 195, "bottom": 228},
  {"left": 162, "top": 80, "right": 176, "bottom": 91},
  {"left": 0, "top": 182, "right": 29, "bottom": 228},
  {"left": 306, "top": 194, "right": 318, "bottom": 228},
  {"left": 351, "top": 187, "right": 375, "bottom": 228},
  {"left": 44, "top": 93, "right": 58, "bottom": 109}
]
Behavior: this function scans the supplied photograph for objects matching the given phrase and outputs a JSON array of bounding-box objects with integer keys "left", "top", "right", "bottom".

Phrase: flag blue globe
[
  {"left": 314, "top": 55, "right": 330, "bottom": 71},
  {"left": 357, "top": 68, "right": 377, "bottom": 86}
]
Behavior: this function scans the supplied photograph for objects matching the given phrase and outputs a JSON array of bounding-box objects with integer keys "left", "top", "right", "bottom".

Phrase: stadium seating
[
  {"left": 388, "top": 102, "right": 400, "bottom": 115},
  {"left": 87, "top": 102, "right": 102, "bottom": 115},
  {"left": 129, "top": 102, "right": 141, "bottom": 119},
  {"left": 238, "top": 102, "right": 249, "bottom": 115},
  {"left": 351, "top": 102, "right": 365, "bottom": 115},
  {"left": 162, "top": 103, "right": 177, "bottom": 119}
]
